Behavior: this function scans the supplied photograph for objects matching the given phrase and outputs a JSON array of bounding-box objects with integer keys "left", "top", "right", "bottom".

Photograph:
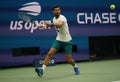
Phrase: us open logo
[
  {"left": 18, "top": 2, "right": 41, "bottom": 16},
  {"left": 10, "top": 2, "right": 51, "bottom": 33}
]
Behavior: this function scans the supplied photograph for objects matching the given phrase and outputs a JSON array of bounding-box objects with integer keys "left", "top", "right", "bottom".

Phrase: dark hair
[{"left": 52, "top": 5, "right": 60, "bottom": 11}]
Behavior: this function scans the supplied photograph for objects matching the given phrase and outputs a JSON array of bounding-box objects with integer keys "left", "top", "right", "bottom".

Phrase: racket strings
[{"left": 18, "top": 12, "right": 32, "bottom": 23}]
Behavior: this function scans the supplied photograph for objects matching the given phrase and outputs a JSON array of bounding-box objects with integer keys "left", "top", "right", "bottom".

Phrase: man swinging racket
[{"left": 35, "top": 5, "right": 80, "bottom": 77}]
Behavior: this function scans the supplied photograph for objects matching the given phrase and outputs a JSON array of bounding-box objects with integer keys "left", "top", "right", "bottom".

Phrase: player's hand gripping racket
[{"left": 18, "top": 12, "right": 39, "bottom": 26}]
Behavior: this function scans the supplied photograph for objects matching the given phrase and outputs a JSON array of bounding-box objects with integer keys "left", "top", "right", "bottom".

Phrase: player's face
[{"left": 53, "top": 7, "right": 61, "bottom": 18}]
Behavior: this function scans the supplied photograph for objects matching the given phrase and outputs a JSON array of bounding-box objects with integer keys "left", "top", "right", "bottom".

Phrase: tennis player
[{"left": 36, "top": 5, "right": 80, "bottom": 77}]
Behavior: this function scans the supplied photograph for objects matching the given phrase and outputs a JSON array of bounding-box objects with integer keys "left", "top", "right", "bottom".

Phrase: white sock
[
  {"left": 42, "top": 64, "right": 46, "bottom": 70},
  {"left": 74, "top": 64, "right": 78, "bottom": 68}
]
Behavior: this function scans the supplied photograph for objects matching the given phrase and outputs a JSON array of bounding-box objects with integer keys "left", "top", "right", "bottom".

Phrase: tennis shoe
[
  {"left": 35, "top": 68, "right": 44, "bottom": 77},
  {"left": 74, "top": 67, "right": 80, "bottom": 75}
]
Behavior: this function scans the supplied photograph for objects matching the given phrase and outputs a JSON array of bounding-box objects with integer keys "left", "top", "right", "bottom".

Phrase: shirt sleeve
[{"left": 60, "top": 15, "right": 67, "bottom": 23}]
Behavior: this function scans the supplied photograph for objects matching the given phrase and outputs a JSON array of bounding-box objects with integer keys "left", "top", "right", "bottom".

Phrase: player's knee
[
  {"left": 47, "top": 49, "right": 56, "bottom": 57},
  {"left": 65, "top": 55, "right": 72, "bottom": 62}
]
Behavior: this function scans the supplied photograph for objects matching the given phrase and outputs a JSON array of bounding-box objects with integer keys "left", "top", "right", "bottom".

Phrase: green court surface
[{"left": 0, "top": 59, "right": 120, "bottom": 82}]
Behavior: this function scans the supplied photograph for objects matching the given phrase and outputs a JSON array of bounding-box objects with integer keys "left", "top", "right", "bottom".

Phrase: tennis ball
[{"left": 110, "top": 4, "right": 116, "bottom": 10}]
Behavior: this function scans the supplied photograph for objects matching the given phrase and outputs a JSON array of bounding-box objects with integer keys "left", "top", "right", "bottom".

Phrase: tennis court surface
[{"left": 0, "top": 59, "right": 120, "bottom": 82}]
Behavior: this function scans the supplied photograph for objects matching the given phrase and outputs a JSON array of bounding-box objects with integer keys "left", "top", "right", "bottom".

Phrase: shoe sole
[{"left": 35, "top": 69, "right": 43, "bottom": 77}]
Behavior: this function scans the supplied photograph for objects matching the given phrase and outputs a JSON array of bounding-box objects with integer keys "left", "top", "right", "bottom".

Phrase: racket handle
[
  {"left": 34, "top": 21, "right": 39, "bottom": 26},
  {"left": 37, "top": 24, "right": 47, "bottom": 29},
  {"left": 34, "top": 22, "right": 47, "bottom": 28},
  {"left": 42, "top": 24, "right": 46, "bottom": 27}
]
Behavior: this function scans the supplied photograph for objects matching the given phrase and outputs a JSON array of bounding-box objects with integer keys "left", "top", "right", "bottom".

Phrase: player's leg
[
  {"left": 43, "top": 40, "right": 60, "bottom": 68},
  {"left": 43, "top": 40, "right": 60, "bottom": 67},
  {"left": 64, "top": 41, "right": 80, "bottom": 75},
  {"left": 65, "top": 54, "right": 75, "bottom": 66},
  {"left": 35, "top": 40, "right": 60, "bottom": 77},
  {"left": 35, "top": 48, "right": 56, "bottom": 77},
  {"left": 43, "top": 48, "right": 56, "bottom": 66},
  {"left": 65, "top": 54, "right": 80, "bottom": 75}
]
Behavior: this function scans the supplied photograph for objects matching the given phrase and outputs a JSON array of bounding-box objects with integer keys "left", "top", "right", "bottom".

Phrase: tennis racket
[{"left": 18, "top": 12, "right": 39, "bottom": 26}]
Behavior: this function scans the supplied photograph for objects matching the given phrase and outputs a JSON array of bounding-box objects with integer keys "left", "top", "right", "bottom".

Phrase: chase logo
[{"left": 18, "top": 2, "right": 41, "bottom": 16}]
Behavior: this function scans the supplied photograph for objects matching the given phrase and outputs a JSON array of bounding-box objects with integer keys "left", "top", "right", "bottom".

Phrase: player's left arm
[
  {"left": 44, "top": 21, "right": 64, "bottom": 28},
  {"left": 54, "top": 21, "right": 64, "bottom": 27},
  {"left": 54, "top": 16, "right": 66, "bottom": 28}
]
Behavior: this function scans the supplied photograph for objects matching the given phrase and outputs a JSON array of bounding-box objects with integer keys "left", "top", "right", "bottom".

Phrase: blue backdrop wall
[{"left": 0, "top": 0, "right": 120, "bottom": 67}]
